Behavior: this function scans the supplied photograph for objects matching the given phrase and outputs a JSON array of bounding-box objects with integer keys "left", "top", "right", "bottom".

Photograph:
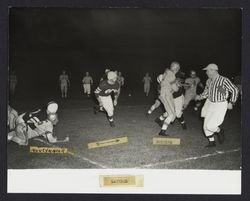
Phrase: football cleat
[
  {"left": 158, "top": 129, "right": 169, "bottom": 136},
  {"left": 205, "top": 141, "right": 216, "bottom": 148},
  {"left": 109, "top": 121, "right": 115, "bottom": 127},
  {"left": 216, "top": 129, "right": 225, "bottom": 144},
  {"left": 181, "top": 122, "right": 187, "bottom": 130}
]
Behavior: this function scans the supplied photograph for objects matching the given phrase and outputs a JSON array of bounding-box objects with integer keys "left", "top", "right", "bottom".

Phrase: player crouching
[
  {"left": 7, "top": 102, "right": 69, "bottom": 146},
  {"left": 94, "top": 71, "right": 119, "bottom": 127}
]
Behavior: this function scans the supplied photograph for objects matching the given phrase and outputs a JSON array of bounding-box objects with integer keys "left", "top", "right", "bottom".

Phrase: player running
[
  {"left": 142, "top": 73, "right": 152, "bottom": 96},
  {"left": 155, "top": 62, "right": 186, "bottom": 136},
  {"left": 82, "top": 72, "right": 93, "bottom": 97},
  {"left": 155, "top": 69, "right": 187, "bottom": 135},
  {"left": 183, "top": 70, "right": 204, "bottom": 110},
  {"left": 7, "top": 101, "right": 69, "bottom": 146},
  {"left": 59, "top": 70, "right": 70, "bottom": 98},
  {"left": 94, "top": 71, "right": 119, "bottom": 127}
]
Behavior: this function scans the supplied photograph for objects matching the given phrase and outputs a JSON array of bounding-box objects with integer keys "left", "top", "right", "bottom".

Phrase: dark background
[{"left": 9, "top": 8, "right": 241, "bottom": 99}]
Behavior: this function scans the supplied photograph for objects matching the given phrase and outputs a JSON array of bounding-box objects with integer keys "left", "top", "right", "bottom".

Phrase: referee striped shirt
[{"left": 199, "top": 75, "right": 239, "bottom": 103}]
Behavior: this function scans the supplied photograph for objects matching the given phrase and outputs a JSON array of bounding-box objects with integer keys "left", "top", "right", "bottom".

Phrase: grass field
[{"left": 7, "top": 92, "right": 241, "bottom": 170}]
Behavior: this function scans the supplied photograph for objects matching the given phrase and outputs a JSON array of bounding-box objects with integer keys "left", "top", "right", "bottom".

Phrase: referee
[{"left": 196, "top": 63, "right": 239, "bottom": 147}]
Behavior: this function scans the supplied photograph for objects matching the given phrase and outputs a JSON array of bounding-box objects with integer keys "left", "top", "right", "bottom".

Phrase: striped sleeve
[
  {"left": 224, "top": 78, "right": 239, "bottom": 103},
  {"left": 94, "top": 87, "right": 102, "bottom": 94}
]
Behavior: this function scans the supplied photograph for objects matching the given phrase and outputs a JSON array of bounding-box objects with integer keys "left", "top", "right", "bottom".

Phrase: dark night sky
[{"left": 9, "top": 8, "right": 241, "bottom": 97}]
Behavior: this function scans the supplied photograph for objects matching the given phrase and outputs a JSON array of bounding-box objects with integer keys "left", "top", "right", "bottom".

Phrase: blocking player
[
  {"left": 183, "top": 70, "right": 204, "bottom": 110},
  {"left": 142, "top": 73, "right": 152, "bottom": 96},
  {"left": 59, "top": 70, "right": 70, "bottom": 98},
  {"left": 7, "top": 101, "right": 69, "bottom": 145},
  {"left": 94, "top": 71, "right": 119, "bottom": 127},
  {"left": 9, "top": 71, "right": 18, "bottom": 96},
  {"left": 155, "top": 62, "right": 183, "bottom": 136},
  {"left": 82, "top": 72, "right": 93, "bottom": 97},
  {"left": 155, "top": 69, "right": 187, "bottom": 135},
  {"left": 195, "top": 64, "right": 239, "bottom": 147}
]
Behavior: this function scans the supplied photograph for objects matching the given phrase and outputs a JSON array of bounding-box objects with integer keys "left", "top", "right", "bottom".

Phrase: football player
[
  {"left": 8, "top": 102, "right": 69, "bottom": 145},
  {"left": 183, "top": 70, "right": 204, "bottom": 110},
  {"left": 142, "top": 73, "right": 152, "bottom": 96},
  {"left": 59, "top": 70, "right": 70, "bottom": 98},
  {"left": 82, "top": 72, "right": 93, "bottom": 97},
  {"left": 94, "top": 71, "right": 119, "bottom": 127},
  {"left": 155, "top": 62, "right": 186, "bottom": 136}
]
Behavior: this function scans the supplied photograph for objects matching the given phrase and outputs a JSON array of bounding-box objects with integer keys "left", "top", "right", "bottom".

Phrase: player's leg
[
  {"left": 87, "top": 84, "right": 91, "bottom": 97},
  {"left": 64, "top": 85, "right": 68, "bottom": 98},
  {"left": 101, "top": 96, "right": 115, "bottom": 127},
  {"left": 174, "top": 95, "right": 187, "bottom": 129},
  {"left": 146, "top": 84, "right": 150, "bottom": 96},
  {"left": 147, "top": 99, "right": 161, "bottom": 115},
  {"left": 9, "top": 123, "right": 28, "bottom": 145},
  {"left": 83, "top": 84, "right": 87, "bottom": 94},
  {"left": 160, "top": 93, "right": 176, "bottom": 122},
  {"left": 158, "top": 115, "right": 172, "bottom": 136},
  {"left": 183, "top": 91, "right": 193, "bottom": 109},
  {"left": 60, "top": 84, "right": 64, "bottom": 98}
]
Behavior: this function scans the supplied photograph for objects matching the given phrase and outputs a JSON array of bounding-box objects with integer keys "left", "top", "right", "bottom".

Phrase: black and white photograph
[{"left": 6, "top": 7, "right": 242, "bottom": 194}]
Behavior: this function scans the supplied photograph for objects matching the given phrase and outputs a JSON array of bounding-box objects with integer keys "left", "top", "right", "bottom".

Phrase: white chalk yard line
[
  {"left": 134, "top": 148, "right": 241, "bottom": 169},
  {"left": 32, "top": 138, "right": 108, "bottom": 169}
]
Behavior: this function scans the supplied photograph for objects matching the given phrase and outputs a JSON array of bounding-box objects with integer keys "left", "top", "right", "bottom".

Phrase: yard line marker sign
[
  {"left": 153, "top": 137, "right": 181, "bottom": 145},
  {"left": 30, "top": 146, "right": 68, "bottom": 154},
  {"left": 88, "top": 136, "right": 128, "bottom": 149}
]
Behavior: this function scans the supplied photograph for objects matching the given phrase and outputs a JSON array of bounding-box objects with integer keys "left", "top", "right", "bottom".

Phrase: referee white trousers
[
  {"left": 99, "top": 95, "right": 114, "bottom": 117},
  {"left": 201, "top": 99, "right": 228, "bottom": 137}
]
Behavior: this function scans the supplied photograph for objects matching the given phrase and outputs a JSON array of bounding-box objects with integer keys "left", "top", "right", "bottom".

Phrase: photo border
[{"left": 1, "top": 0, "right": 250, "bottom": 201}]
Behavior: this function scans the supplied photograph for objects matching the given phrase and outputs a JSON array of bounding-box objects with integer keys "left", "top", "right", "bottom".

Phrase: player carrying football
[{"left": 94, "top": 71, "right": 119, "bottom": 127}]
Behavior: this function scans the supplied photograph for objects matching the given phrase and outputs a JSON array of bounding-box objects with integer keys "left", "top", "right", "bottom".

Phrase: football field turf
[{"left": 8, "top": 94, "right": 241, "bottom": 170}]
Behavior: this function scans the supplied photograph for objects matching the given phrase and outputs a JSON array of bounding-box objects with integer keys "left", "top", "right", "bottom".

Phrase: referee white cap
[
  {"left": 107, "top": 71, "right": 117, "bottom": 80},
  {"left": 203, "top": 63, "right": 219, "bottom": 71}
]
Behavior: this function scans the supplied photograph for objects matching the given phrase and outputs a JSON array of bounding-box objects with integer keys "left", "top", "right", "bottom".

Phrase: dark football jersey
[
  {"left": 173, "top": 73, "right": 185, "bottom": 98},
  {"left": 22, "top": 106, "right": 47, "bottom": 129},
  {"left": 95, "top": 80, "right": 119, "bottom": 96}
]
